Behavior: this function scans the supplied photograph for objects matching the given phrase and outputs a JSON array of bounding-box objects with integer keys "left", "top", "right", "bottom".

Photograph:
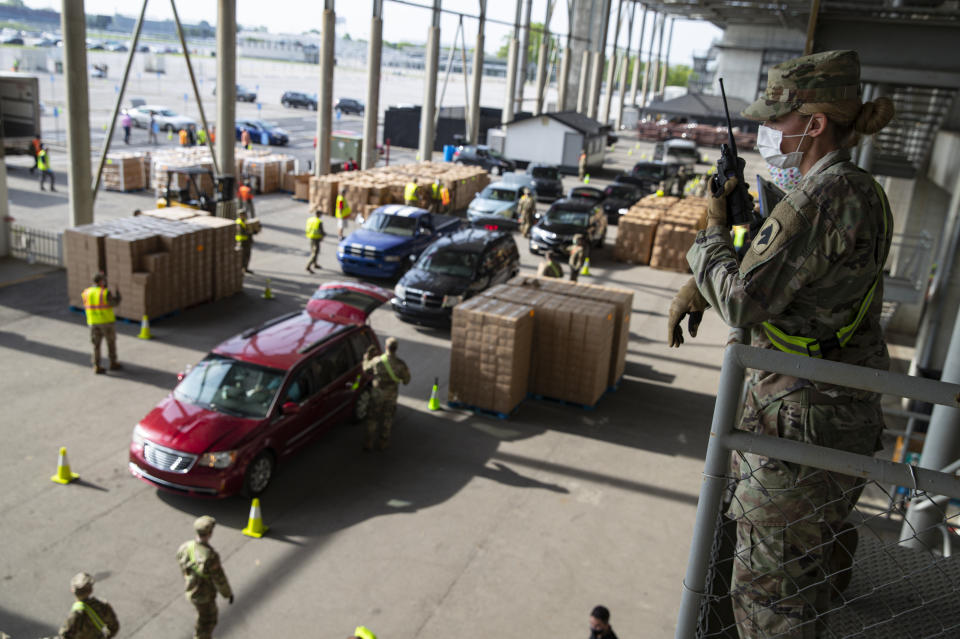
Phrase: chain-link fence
[
  {"left": 9, "top": 223, "right": 63, "bottom": 266},
  {"left": 677, "top": 345, "right": 960, "bottom": 639}
]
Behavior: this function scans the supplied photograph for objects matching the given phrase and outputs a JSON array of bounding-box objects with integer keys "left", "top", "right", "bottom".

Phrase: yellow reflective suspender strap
[
  {"left": 550, "top": 262, "right": 561, "bottom": 277},
  {"left": 350, "top": 373, "right": 361, "bottom": 390},
  {"left": 379, "top": 353, "right": 401, "bottom": 383},
  {"left": 71, "top": 600, "right": 106, "bottom": 631},
  {"left": 762, "top": 180, "right": 890, "bottom": 358},
  {"left": 186, "top": 540, "right": 207, "bottom": 579}
]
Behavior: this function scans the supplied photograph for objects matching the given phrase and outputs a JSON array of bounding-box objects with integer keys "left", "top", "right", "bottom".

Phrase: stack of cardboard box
[
  {"left": 449, "top": 296, "right": 535, "bottom": 415},
  {"left": 613, "top": 195, "right": 708, "bottom": 272},
  {"left": 149, "top": 146, "right": 296, "bottom": 197},
  {"left": 103, "top": 152, "right": 150, "bottom": 192},
  {"left": 241, "top": 154, "right": 296, "bottom": 194},
  {"left": 613, "top": 209, "right": 660, "bottom": 264},
  {"left": 64, "top": 215, "right": 243, "bottom": 321}
]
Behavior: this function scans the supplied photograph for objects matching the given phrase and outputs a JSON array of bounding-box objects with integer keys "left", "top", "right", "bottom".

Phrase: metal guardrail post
[{"left": 675, "top": 346, "right": 745, "bottom": 639}]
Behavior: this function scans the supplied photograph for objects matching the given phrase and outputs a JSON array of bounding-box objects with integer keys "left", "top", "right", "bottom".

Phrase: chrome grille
[
  {"left": 143, "top": 442, "right": 197, "bottom": 474},
  {"left": 344, "top": 244, "right": 382, "bottom": 259},
  {"left": 404, "top": 287, "right": 443, "bottom": 309}
]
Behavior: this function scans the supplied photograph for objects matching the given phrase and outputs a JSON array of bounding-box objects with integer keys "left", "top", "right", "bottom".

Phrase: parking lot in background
[{"left": 0, "top": 52, "right": 772, "bottom": 639}]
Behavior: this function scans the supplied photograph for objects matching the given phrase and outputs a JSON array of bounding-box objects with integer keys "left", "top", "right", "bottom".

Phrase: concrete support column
[
  {"left": 557, "top": 45, "right": 572, "bottom": 112},
  {"left": 587, "top": 0, "right": 611, "bottom": 120},
  {"left": 502, "top": 0, "right": 521, "bottom": 125},
  {"left": 0, "top": 145, "right": 8, "bottom": 258},
  {"left": 469, "top": 3, "right": 485, "bottom": 143},
  {"left": 615, "top": 1, "right": 635, "bottom": 129},
  {"left": 651, "top": 12, "right": 666, "bottom": 99},
  {"left": 516, "top": 0, "right": 533, "bottom": 113},
  {"left": 533, "top": 0, "right": 553, "bottom": 116},
  {"left": 601, "top": 0, "right": 623, "bottom": 125},
  {"left": 216, "top": 0, "right": 236, "bottom": 186},
  {"left": 61, "top": 0, "right": 92, "bottom": 226},
  {"left": 640, "top": 11, "right": 658, "bottom": 107},
  {"left": 315, "top": 4, "right": 336, "bottom": 175},
  {"left": 362, "top": 1, "right": 383, "bottom": 170},
  {"left": 418, "top": 0, "right": 441, "bottom": 161},
  {"left": 577, "top": 50, "right": 591, "bottom": 113},
  {"left": 630, "top": 5, "right": 648, "bottom": 105},
  {"left": 658, "top": 17, "right": 674, "bottom": 94}
]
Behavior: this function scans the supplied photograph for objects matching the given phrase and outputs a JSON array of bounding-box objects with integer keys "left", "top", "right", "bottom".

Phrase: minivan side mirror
[{"left": 281, "top": 402, "right": 300, "bottom": 415}]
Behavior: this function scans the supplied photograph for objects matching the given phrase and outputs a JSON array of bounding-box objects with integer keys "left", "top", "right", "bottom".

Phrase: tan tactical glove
[
  {"left": 698, "top": 177, "right": 739, "bottom": 230},
  {"left": 667, "top": 277, "right": 710, "bottom": 347}
]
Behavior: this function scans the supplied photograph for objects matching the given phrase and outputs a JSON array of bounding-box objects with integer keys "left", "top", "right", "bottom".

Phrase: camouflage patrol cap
[
  {"left": 194, "top": 515, "right": 216, "bottom": 535},
  {"left": 70, "top": 572, "right": 94, "bottom": 592},
  {"left": 385, "top": 337, "right": 398, "bottom": 351},
  {"left": 742, "top": 50, "right": 862, "bottom": 121}
]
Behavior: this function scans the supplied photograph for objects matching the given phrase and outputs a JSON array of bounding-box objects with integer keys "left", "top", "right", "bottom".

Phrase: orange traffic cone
[{"left": 51, "top": 446, "right": 79, "bottom": 484}]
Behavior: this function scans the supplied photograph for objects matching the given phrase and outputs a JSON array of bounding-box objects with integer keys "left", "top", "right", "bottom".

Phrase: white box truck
[{"left": 0, "top": 72, "right": 41, "bottom": 155}]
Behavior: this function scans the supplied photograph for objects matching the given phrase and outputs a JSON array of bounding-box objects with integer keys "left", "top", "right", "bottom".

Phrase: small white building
[{"left": 500, "top": 111, "right": 609, "bottom": 173}]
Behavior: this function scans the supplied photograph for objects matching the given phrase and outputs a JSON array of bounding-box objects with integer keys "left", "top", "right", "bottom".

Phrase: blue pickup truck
[{"left": 337, "top": 205, "right": 462, "bottom": 278}]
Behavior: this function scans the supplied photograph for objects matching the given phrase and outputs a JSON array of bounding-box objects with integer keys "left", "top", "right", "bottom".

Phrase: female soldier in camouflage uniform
[{"left": 668, "top": 50, "right": 896, "bottom": 638}]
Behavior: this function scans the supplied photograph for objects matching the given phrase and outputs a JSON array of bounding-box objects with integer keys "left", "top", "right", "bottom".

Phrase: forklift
[{"left": 156, "top": 166, "right": 217, "bottom": 214}]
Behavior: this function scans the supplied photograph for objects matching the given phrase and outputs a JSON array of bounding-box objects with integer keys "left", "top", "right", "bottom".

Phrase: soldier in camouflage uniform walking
[
  {"left": 177, "top": 516, "right": 234, "bottom": 639},
  {"left": 667, "top": 50, "right": 895, "bottom": 638},
  {"left": 58, "top": 572, "right": 120, "bottom": 639},
  {"left": 362, "top": 337, "right": 411, "bottom": 451}
]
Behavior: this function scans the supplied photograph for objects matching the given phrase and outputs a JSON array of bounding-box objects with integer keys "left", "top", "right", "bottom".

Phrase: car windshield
[
  {"left": 158, "top": 109, "right": 176, "bottom": 117},
  {"left": 480, "top": 187, "right": 517, "bottom": 202},
  {"left": 363, "top": 212, "right": 418, "bottom": 237},
  {"left": 605, "top": 185, "right": 635, "bottom": 199},
  {"left": 532, "top": 167, "right": 559, "bottom": 180},
  {"left": 174, "top": 355, "right": 284, "bottom": 419},
  {"left": 544, "top": 208, "right": 590, "bottom": 226},
  {"left": 417, "top": 247, "right": 478, "bottom": 278},
  {"left": 632, "top": 165, "right": 665, "bottom": 179}
]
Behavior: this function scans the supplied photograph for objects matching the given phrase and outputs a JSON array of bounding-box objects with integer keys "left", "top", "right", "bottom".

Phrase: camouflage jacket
[
  {"left": 687, "top": 149, "right": 893, "bottom": 407},
  {"left": 568, "top": 245, "right": 585, "bottom": 271},
  {"left": 363, "top": 352, "right": 410, "bottom": 401},
  {"left": 59, "top": 596, "right": 119, "bottom": 639},
  {"left": 536, "top": 260, "right": 563, "bottom": 278},
  {"left": 518, "top": 196, "right": 536, "bottom": 223},
  {"left": 176, "top": 539, "right": 233, "bottom": 604}
]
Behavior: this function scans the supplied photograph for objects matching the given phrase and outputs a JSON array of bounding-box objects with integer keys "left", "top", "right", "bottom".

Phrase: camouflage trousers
[
  {"left": 364, "top": 392, "right": 398, "bottom": 449},
  {"left": 91, "top": 323, "right": 118, "bottom": 368},
  {"left": 190, "top": 598, "right": 218, "bottom": 639},
  {"left": 729, "top": 387, "right": 883, "bottom": 639},
  {"left": 307, "top": 239, "right": 321, "bottom": 269}
]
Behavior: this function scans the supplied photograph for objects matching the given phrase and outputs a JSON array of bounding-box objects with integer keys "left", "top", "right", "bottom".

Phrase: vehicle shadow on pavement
[
  {"left": 0, "top": 606, "right": 57, "bottom": 639},
  {"left": 8, "top": 185, "right": 66, "bottom": 208}
]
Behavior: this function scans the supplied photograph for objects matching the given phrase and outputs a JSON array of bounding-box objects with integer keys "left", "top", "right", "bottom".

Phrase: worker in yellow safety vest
[
  {"left": 350, "top": 626, "right": 378, "bottom": 639},
  {"left": 81, "top": 272, "right": 122, "bottom": 374},
  {"left": 58, "top": 572, "right": 120, "bottom": 638},
  {"left": 335, "top": 193, "right": 352, "bottom": 241},
  {"left": 430, "top": 179, "right": 443, "bottom": 214},
  {"left": 235, "top": 211, "right": 256, "bottom": 274},
  {"left": 37, "top": 145, "right": 55, "bottom": 191},
  {"left": 305, "top": 209, "right": 325, "bottom": 273},
  {"left": 404, "top": 178, "right": 419, "bottom": 206}
]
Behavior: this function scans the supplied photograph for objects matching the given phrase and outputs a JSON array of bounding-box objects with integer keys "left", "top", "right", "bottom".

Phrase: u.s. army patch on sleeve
[{"left": 752, "top": 218, "right": 781, "bottom": 254}]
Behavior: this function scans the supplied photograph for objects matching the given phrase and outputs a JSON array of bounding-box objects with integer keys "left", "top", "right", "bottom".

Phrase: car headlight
[
  {"left": 132, "top": 424, "right": 147, "bottom": 448},
  {"left": 200, "top": 450, "right": 237, "bottom": 469},
  {"left": 535, "top": 228, "right": 556, "bottom": 239},
  {"left": 384, "top": 255, "right": 401, "bottom": 262},
  {"left": 618, "top": 207, "right": 629, "bottom": 216},
  {"left": 394, "top": 283, "right": 406, "bottom": 298},
  {"left": 442, "top": 294, "right": 463, "bottom": 308}
]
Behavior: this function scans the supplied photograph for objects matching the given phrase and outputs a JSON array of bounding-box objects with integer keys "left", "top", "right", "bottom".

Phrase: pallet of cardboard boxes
[
  {"left": 613, "top": 195, "right": 708, "bottom": 272},
  {"left": 448, "top": 277, "right": 633, "bottom": 415},
  {"left": 103, "top": 152, "right": 151, "bottom": 192}
]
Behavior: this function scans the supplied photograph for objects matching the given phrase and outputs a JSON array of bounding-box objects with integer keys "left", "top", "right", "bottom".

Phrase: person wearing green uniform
[
  {"left": 305, "top": 210, "right": 325, "bottom": 273},
  {"left": 668, "top": 50, "right": 895, "bottom": 638},
  {"left": 361, "top": 337, "right": 411, "bottom": 451},
  {"left": 177, "top": 516, "right": 233, "bottom": 639},
  {"left": 58, "top": 572, "right": 120, "bottom": 639},
  {"left": 81, "top": 273, "right": 122, "bottom": 374}
]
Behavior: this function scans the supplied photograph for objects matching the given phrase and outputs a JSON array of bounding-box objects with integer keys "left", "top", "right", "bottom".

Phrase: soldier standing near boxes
[
  {"left": 82, "top": 273, "right": 121, "bottom": 375},
  {"left": 518, "top": 188, "right": 536, "bottom": 238},
  {"left": 362, "top": 338, "right": 410, "bottom": 451},
  {"left": 567, "top": 234, "right": 587, "bottom": 283},
  {"left": 58, "top": 572, "right": 120, "bottom": 639},
  {"left": 404, "top": 178, "right": 419, "bottom": 206},
  {"left": 668, "top": 50, "right": 895, "bottom": 638},
  {"left": 176, "top": 516, "right": 233, "bottom": 639},
  {"left": 305, "top": 209, "right": 325, "bottom": 273},
  {"left": 536, "top": 251, "right": 564, "bottom": 278},
  {"left": 235, "top": 211, "right": 256, "bottom": 274}
]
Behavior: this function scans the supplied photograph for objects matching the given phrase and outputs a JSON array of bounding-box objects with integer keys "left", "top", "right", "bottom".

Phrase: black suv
[
  {"left": 526, "top": 163, "right": 563, "bottom": 202},
  {"left": 453, "top": 145, "right": 515, "bottom": 176},
  {"left": 529, "top": 198, "right": 607, "bottom": 254},
  {"left": 335, "top": 98, "right": 364, "bottom": 115},
  {"left": 391, "top": 229, "right": 520, "bottom": 326},
  {"left": 598, "top": 183, "right": 644, "bottom": 225},
  {"left": 616, "top": 161, "right": 678, "bottom": 195},
  {"left": 282, "top": 91, "right": 317, "bottom": 110}
]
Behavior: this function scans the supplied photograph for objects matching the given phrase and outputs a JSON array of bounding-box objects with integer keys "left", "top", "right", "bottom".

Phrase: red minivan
[{"left": 129, "top": 282, "right": 391, "bottom": 498}]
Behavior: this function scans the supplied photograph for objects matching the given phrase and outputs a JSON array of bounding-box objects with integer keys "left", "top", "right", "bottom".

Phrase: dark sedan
[
  {"left": 236, "top": 119, "right": 289, "bottom": 146},
  {"left": 616, "top": 160, "right": 678, "bottom": 195},
  {"left": 335, "top": 98, "right": 364, "bottom": 115},
  {"left": 529, "top": 198, "right": 607, "bottom": 255},
  {"left": 282, "top": 91, "right": 317, "bottom": 110},
  {"left": 598, "top": 183, "right": 644, "bottom": 225},
  {"left": 526, "top": 163, "right": 563, "bottom": 202}
]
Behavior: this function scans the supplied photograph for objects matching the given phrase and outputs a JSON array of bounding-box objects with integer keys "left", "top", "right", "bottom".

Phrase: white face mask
[{"left": 756, "top": 118, "right": 813, "bottom": 169}]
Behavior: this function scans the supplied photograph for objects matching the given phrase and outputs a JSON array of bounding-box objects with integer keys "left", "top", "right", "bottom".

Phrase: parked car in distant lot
[
  {"left": 282, "top": 91, "right": 317, "bottom": 110},
  {"left": 335, "top": 97, "right": 364, "bottom": 115},
  {"left": 529, "top": 197, "right": 607, "bottom": 254},
  {"left": 107, "top": 42, "right": 128, "bottom": 52},
  {"left": 214, "top": 84, "right": 257, "bottom": 102},
  {"left": 653, "top": 138, "right": 702, "bottom": 168},
  {"left": 566, "top": 185, "right": 605, "bottom": 207},
  {"left": 392, "top": 229, "right": 520, "bottom": 326},
  {"left": 466, "top": 182, "right": 524, "bottom": 231},
  {"left": 3, "top": 36, "right": 24, "bottom": 46},
  {"left": 526, "top": 163, "right": 563, "bottom": 201},
  {"left": 598, "top": 183, "right": 644, "bottom": 225},
  {"left": 499, "top": 172, "right": 538, "bottom": 198},
  {"left": 124, "top": 105, "right": 196, "bottom": 132},
  {"left": 128, "top": 281, "right": 392, "bottom": 498},
  {"left": 615, "top": 161, "right": 679, "bottom": 195},
  {"left": 338, "top": 205, "right": 461, "bottom": 278},
  {"left": 236, "top": 119, "right": 289, "bottom": 146},
  {"left": 453, "top": 145, "right": 515, "bottom": 176}
]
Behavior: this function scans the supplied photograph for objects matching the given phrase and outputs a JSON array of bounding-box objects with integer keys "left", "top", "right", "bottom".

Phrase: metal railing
[
  {"left": 676, "top": 344, "right": 960, "bottom": 638},
  {"left": 9, "top": 224, "right": 63, "bottom": 267}
]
